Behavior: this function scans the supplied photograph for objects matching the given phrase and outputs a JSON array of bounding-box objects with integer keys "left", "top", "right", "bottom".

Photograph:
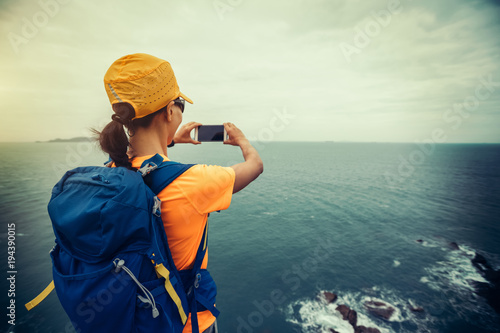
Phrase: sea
[{"left": 0, "top": 141, "right": 499, "bottom": 333}]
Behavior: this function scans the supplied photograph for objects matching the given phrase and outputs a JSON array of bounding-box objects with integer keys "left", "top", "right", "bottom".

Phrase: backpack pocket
[
  {"left": 134, "top": 275, "right": 187, "bottom": 332},
  {"left": 51, "top": 246, "right": 140, "bottom": 333},
  {"left": 179, "top": 269, "right": 218, "bottom": 316}
]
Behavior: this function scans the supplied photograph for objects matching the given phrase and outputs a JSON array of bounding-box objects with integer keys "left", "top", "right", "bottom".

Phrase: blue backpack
[{"left": 25, "top": 154, "right": 220, "bottom": 333}]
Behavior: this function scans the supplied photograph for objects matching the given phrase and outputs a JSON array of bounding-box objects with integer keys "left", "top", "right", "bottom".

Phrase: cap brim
[{"left": 179, "top": 92, "right": 193, "bottom": 104}]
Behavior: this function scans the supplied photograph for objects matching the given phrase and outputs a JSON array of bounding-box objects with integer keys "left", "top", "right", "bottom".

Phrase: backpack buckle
[
  {"left": 153, "top": 196, "right": 161, "bottom": 217},
  {"left": 194, "top": 273, "right": 201, "bottom": 289},
  {"left": 138, "top": 162, "right": 159, "bottom": 177}
]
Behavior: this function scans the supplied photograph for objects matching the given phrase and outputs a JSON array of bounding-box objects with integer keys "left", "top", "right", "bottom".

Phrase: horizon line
[{"left": 0, "top": 140, "right": 499, "bottom": 144}]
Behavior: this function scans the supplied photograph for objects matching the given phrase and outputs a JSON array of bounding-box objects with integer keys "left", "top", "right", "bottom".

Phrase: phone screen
[{"left": 197, "top": 125, "right": 225, "bottom": 142}]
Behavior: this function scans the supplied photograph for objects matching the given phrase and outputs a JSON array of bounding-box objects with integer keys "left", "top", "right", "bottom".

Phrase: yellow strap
[
  {"left": 25, "top": 280, "right": 55, "bottom": 311},
  {"left": 155, "top": 264, "right": 188, "bottom": 324}
]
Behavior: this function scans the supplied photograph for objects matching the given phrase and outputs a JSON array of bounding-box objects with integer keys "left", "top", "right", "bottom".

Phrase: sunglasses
[{"left": 173, "top": 97, "right": 185, "bottom": 113}]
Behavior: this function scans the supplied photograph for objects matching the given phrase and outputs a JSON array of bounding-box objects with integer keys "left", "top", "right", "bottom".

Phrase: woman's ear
[{"left": 164, "top": 101, "right": 176, "bottom": 122}]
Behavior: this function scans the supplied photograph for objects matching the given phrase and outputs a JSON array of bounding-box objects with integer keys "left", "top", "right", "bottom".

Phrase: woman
[{"left": 97, "top": 53, "right": 263, "bottom": 333}]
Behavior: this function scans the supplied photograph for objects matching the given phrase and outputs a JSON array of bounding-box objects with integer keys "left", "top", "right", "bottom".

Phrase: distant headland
[{"left": 36, "top": 137, "right": 93, "bottom": 143}]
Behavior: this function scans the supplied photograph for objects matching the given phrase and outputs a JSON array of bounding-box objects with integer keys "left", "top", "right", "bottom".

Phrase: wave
[{"left": 419, "top": 243, "right": 498, "bottom": 328}]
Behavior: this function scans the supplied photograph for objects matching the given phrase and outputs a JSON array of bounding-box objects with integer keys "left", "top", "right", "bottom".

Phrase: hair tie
[{"left": 112, "top": 114, "right": 128, "bottom": 125}]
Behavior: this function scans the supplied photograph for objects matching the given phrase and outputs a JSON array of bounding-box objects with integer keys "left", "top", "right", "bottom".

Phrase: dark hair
[{"left": 93, "top": 103, "right": 166, "bottom": 169}]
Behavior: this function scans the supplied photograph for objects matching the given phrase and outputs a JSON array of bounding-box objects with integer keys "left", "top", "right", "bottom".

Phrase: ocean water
[{"left": 0, "top": 142, "right": 499, "bottom": 333}]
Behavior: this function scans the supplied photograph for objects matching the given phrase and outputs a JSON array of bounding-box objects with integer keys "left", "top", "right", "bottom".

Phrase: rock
[
  {"left": 355, "top": 326, "right": 381, "bottom": 333},
  {"left": 329, "top": 329, "right": 340, "bottom": 333},
  {"left": 449, "top": 242, "right": 460, "bottom": 250},
  {"left": 408, "top": 300, "right": 424, "bottom": 313},
  {"left": 335, "top": 304, "right": 357, "bottom": 328},
  {"left": 472, "top": 253, "right": 495, "bottom": 275},
  {"left": 470, "top": 252, "right": 500, "bottom": 315},
  {"left": 364, "top": 300, "right": 395, "bottom": 320},
  {"left": 409, "top": 305, "right": 424, "bottom": 313},
  {"left": 416, "top": 239, "right": 423, "bottom": 243},
  {"left": 321, "top": 291, "right": 338, "bottom": 304}
]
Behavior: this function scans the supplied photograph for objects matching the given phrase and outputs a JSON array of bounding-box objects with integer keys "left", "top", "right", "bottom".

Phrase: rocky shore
[
  {"left": 469, "top": 252, "right": 500, "bottom": 315},
  {"left": 317, "top": 291, "right": 418, "bottom": 333},
  {"left": 302, "top": 239, "right": 498, "bottom": 332},
  {"left": 417, "top": 239, "right": 500, "bottom": 315}
]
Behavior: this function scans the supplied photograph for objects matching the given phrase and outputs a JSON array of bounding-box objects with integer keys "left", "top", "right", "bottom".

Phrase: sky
[{"left": 0, "top": 0, "right": 499, "bottom": 143}]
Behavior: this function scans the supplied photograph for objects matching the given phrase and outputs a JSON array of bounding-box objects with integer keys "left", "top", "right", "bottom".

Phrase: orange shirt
[{"left": 131, "top": 154, "right": 235, "bottom": 333}]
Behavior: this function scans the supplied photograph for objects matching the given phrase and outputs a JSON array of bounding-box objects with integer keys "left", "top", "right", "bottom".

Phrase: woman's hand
[
  {"left": 223, "top": 122, "right": 249, "bottom": 147},
  {"left": 174, "top": 122, "right": 202, "bottom": 144}
]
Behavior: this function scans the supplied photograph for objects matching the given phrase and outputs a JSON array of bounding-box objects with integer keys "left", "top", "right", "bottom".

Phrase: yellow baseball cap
[{"left": 104, "top": 53, "right": 193, "bottom": 120}]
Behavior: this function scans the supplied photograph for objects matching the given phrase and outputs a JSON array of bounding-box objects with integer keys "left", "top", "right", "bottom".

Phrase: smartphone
[{"left": 193, "top": 125, "right": 228, "bottom": 142}]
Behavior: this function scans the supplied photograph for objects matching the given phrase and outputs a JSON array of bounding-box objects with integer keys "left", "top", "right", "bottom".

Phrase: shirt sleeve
[{"left": 175, "top": 164, "right": 236, "bottom": 214}]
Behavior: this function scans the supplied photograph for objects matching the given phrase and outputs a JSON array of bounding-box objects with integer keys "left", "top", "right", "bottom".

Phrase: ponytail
[{"left": 93, "top": 103, "right": 135, "bottom": 169}]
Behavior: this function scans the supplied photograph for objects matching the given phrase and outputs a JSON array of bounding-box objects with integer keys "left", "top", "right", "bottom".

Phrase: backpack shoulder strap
[{"left": 139, "top": 154, "right": 195, "bottom": 195}]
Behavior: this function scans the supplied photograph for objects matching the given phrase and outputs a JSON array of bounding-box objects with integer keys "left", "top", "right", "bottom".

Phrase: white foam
[
  {"left": 418, "top": 243, "right": 498, "bottom": 327},
  {"left": 420, "top": 245, "right": 488, "bottom": 293},
  {"left": 417, "top": 240, "right": 438, "bottom": 248},
  {"left": 285, "top": 290, "right": 396, "bottom": 333},
  {"left": 419, "top": 276, "right": 429, "bottom": 284},
  {"left": 286, "top": 299, "right": 355, "bottom": 333},
  {"left": 393, "top": 260, "right": 401, "bottom": 268}
]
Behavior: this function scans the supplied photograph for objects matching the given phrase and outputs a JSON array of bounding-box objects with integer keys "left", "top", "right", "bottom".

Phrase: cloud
[{"left": 0, "top": 0, "right": 499, "bottom": 142}]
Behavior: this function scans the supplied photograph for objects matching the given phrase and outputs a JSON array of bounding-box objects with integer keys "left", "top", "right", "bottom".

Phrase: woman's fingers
[{"left": 187, "top": 122, "right": 202, "bottom": 130}]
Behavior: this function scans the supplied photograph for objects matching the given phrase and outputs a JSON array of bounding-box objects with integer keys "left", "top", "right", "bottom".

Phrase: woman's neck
[{"left": 128, "top": 127, "right": 169, "bottom": 158}]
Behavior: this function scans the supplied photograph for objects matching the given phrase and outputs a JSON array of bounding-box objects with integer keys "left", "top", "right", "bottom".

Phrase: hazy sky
[{"left": 1, "top": 0, "right": 499, "bottom": 143}]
